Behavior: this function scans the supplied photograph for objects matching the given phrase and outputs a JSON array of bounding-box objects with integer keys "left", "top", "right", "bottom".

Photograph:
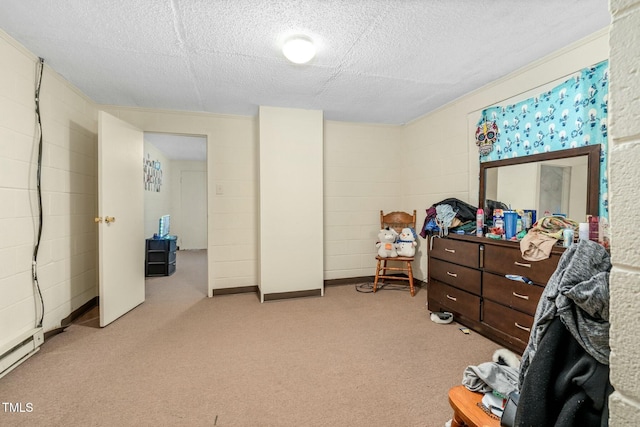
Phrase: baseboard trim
[
  {"left": 324, "top": 276, "right": 374, "bottom": 286},
  {"left": 61, "top": 296, "right": 99, "bottom": 327},
  {"left": 210, "top": 276, "right": 426, "bottom": 300},
  {"left": 263, "top": 289, "right": 322, "bottom": 302},
  {"left": 324, "top": 276, "right": 426, "bottom": 288},
  {"left": 212, "top": 285, "right": 259, "bottom": 296},
  {"left": 45, "top": 296, "right": 99, "bottom": 340}
]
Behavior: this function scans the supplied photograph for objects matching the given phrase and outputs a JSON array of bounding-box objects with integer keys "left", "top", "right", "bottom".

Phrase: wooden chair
[{"left": 373, "top": 210, "right": 417, "bottom": 296}]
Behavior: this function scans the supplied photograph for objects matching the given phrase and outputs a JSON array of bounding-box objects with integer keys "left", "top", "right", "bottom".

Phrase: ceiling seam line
[
  {"left": 170, "top": 0, "right": 205, "bottom": 111},
  {"left": 316, "top": 3, "right": 394, "bottom": 97}
]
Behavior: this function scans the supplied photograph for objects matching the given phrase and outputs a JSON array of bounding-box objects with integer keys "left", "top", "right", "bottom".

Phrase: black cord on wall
[{"left": 32, "top": 57, "right": 45, "bottom": 328}]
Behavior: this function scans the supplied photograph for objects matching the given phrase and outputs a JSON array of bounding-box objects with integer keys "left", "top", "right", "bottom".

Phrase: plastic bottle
[
  {"left": 476, "top": 208, "right": 484, "bottom": 237},
  {"left": 495, "top": 217, "right": 505, "bottom": 239},
  {"left": 563, "top": 228, "right": 574, "bottom": 248}
]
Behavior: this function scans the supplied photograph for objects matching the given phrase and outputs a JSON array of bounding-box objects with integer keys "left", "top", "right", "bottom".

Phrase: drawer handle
[
  {"left": 446, "top": 294, "right": 457, "bottom": 302},
  {"left": 514, "top": 261, "right": 532, "bottom": 268},
  {"left": 515, "top": 322, "right": 531, "bottom": 332},
  {"left": 446, "top": 271, "right": 458, "bottom": 278},
  {"left": 444, "top": 248, "right": 456, "bottom": 253},
  {"left": 512, "top": 292, "right": 530, "bottom": 300}
]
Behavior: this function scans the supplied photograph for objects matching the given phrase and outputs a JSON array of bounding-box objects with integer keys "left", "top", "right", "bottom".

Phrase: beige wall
[
  {"left": 323, "top": 121, "right": 402, "bottom": 279},
  {"left": 0, "top": 29, "right": 98, "bottom": 346},
  {"left": 143, "top": 139, "right": 172, "bottom": 238},
  {"left": 608, "top": 0, "right": 640, "bottom": 423},
  {"left": 169, "top": 160, "right": 207, "bottom": 250},
  {"left": 258, "top": 106, "right": 324, "bottom": 298},
  {"left": 496, "top": 162, "right": 538, "bottom": 210}
]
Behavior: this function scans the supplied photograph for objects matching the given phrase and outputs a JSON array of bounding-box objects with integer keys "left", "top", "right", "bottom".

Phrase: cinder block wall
[
  {"left": 0, "top": 30, "right": 98, "bottom": 343},
  {"left": 608, "top": 0, "right": 640, "bottom": 424}
]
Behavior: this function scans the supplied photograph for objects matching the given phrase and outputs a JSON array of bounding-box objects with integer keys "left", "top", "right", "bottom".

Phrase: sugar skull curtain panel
[{"left": 476, "top": 59, "right": 609, "bottom": 218}]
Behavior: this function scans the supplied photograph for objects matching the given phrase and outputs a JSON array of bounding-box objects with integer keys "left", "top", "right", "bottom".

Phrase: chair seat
[
  {"left": 375, "top": 255, "right": 414, "bottom": 261},
  {"left": 373, "top": 256, "right": 416, "bottom": 296}
]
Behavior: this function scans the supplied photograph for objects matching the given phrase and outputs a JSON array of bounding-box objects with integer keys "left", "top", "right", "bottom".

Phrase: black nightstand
[{"left": 145, "top": 236, "right": 177, "bottom": 276}]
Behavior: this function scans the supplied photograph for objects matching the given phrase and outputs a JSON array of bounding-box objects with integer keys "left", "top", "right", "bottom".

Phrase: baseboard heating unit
[{"left": 0, "top": 328, "right": 44, "bottom": 379}]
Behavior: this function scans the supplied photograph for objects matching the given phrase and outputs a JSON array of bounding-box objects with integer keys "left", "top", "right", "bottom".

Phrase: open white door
[{"left": 98, "top": 111, "right": 145, "bottom": 327}]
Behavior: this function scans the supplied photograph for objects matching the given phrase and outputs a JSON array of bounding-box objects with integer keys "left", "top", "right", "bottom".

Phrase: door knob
[
  {"left": 94, "top": 217, "right": 103, "bottom": 223},
  {"left": 105, "top": 216, "right": 116, "bottom": 223}
]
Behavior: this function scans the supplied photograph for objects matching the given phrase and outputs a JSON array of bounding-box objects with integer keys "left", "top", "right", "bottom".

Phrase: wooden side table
[{"left": 448, "top": 385, "right": 500, "bottom": 427}]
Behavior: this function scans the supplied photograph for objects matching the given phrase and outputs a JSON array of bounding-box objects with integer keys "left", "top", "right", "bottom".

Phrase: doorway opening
[{"left": 143, "top": 132, "right": 208, "bottom": 297}]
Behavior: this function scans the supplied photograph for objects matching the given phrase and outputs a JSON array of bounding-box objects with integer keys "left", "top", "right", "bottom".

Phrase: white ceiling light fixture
[{"left": 282, "top": 36, "right": 316, "bottom": 64}]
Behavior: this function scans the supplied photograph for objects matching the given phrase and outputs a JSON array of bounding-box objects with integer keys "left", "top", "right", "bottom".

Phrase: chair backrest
[{"left": 380, "top": 210, "right": 417, "bottom": 233}]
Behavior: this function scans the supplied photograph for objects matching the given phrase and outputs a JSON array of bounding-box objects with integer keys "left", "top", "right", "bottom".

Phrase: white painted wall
[
  {"left": 568, "top": 161, "right": 588, "bottom": 221},
  {"left": 143, "top": 140, "right": 172, "bottom": 239},
  {"left": 0, "top": 29, "right": 98, "bottom": 347},
  {"left": 487, "top": 157, "right": 589, "bottom": 221},
  {"left": 170, "top": 160, "right": 207, "bottom": 250},
  {"left": 258, "top": 106, "right": 323, "bottom": 298},
  {"left": 143, "top": 143, "right": 208, "bottom": 249},
  {"left": 608, "top": 0, "right": 640, "bottom": 423},
  {"left": 323, "top": 121, "right": 402, "bottom": 280},
  {"left": 496, "top": 162, "right": 538, "bottom": 210}
]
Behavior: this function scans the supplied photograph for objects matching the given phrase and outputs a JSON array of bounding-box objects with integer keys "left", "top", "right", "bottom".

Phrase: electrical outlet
[{"left": 33, "top": 329, "right": 44, "bottom": 347}]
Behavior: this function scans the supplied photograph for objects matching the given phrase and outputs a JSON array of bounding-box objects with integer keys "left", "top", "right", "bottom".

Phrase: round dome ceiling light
[{"left": 282, "top": 36, "right": 316, "bottom": 64}]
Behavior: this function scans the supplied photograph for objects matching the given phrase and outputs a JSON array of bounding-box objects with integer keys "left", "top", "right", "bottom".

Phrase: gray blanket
[
  {"left": 518, "top": 238, "right": 611, "bottom": 389},
  {"left": 463, "top": 361, "right": 519, "bottom": 397}
]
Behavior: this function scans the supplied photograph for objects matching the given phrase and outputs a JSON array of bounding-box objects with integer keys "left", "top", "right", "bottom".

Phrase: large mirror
[{"left": 479, "top": 145, "right": 600, "bottom": 222}]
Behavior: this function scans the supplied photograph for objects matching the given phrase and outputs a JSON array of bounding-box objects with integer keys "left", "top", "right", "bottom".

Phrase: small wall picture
[{"left": 143, "top": 153, "right": 163, "bottom": 192}]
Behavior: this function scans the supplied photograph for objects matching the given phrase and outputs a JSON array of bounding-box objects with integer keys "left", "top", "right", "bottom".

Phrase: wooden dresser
[{"left": 427, "top": 234, "right": 564, "bottom": 353}]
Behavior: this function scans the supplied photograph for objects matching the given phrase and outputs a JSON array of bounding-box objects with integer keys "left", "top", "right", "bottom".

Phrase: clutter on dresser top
[{"left": 421, "top": 198, "right": 609, "bottom": 262}]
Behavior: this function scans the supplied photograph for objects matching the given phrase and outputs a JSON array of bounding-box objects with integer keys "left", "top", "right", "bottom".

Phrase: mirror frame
[{"left": 479, "top": 145, "right": 601, "bottom": 218}]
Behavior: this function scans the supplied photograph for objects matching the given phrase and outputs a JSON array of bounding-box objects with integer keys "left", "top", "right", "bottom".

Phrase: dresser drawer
[
  {"left": 430, "top": 258, "right": 481, "bottom": 295},
  {"left": 483, "top": 244, "right": 561, "bottom": 285},
  {"left": 431, "top": 238, "right": 480, "bottom": 268},
  {"left": 483, "top": 300, "right": 534, "bottom": 343},
  {"left": 428, "top": 281, "right": 481, "bottom": 321},
  {"left": 483, "top": 273, "right": 543, "bottom": 316}
]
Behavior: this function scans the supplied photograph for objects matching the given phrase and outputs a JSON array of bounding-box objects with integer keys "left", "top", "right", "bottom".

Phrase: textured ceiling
[
  {"left": 1, "top": 0, "right": 610, "bottom": 127},
  {"left": 144, "top": 132, "right": 207, "bottom": 161}
]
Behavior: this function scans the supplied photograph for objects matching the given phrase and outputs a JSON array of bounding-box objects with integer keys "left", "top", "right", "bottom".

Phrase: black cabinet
[{"left": 145, "top": 237, "right": 177, "bottom": 276}]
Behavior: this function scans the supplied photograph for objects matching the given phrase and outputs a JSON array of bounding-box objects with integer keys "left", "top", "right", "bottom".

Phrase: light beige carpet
[{"left": 1, "top": 250, "right": 500, "bottom": 426}]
